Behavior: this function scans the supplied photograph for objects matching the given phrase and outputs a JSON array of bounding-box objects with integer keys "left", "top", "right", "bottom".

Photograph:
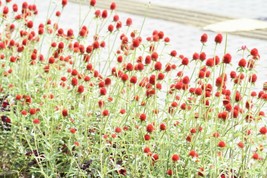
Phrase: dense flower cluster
[{"left": 0, "top": 0, "right": 266, "bottom": 177}]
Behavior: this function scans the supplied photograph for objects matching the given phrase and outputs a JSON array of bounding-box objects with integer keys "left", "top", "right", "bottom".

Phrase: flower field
[{"left": 0, "top": 0, "right": 267, "bottom": 177}]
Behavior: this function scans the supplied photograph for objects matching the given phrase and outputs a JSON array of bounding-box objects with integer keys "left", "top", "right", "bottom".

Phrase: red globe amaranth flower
[
  {"left": 250, "top": 48, "right": 259, "bottom": 58},
  {"left": 62, "top": 0, "right": 68, "bottom": 7},
  {"left": 152, "top": 153, "right": 159, "bottom": 161},
  {"left": 214, "top": 33, "right": 223, "bottom": 44},
  {"left": 115, "top": 127, "right": 122, "bottom": 133},
  {"left": 252, "top": 153, "right": 259, "bottom": 160},
  {"left": 159, "top": 123, "right": 166, "bottom": 131},
  {"left": 146, "top": 124, "right": 154, "bottom": 133},
  {"left": 199, "top": 52, "right": 206, "bottom": 61},
  {"left": 249, "top": 74, "right": 257, "bottom": 83},
  {"left": 143, "top": 146, "right": 151, "bottom": 153},
  {"left": 144, "top": 134, "right": 150, "bottom": 141},
  {"left": 218, "top": 141, "right": 226, "bottom": 148},
  {"left": 139, "top": 113, "right": 146, "bottom": 121},
  {"left": 27, "top": 21, "right": 33, "bottom": 28},
  {"left": 77, "top": 85, "right": 84, "bottom": 93},
  {"left": 126, "top": 18, "right": 132, "bottom": 26},
  {"left": 172, "top": 154, "right": 180, "bottom": 162},
  {"left": 33, "top": 118, "right": 40, "bottom": 124},
  {"left": 70, "top": 128, "right": 76, "bottom": 134},
  {"left": 200, "top": 33, "right": 208, "bottom": 43},
  {"left": 206, "top": 58, "right": 214, "bottom": 67},
  {"left": 100, "top": 87, "right": 107, "bottom": 95},
  {"left": 259, "top": 126, "right": 267, "bottom": 134},
  {"left": 29, "top": 108, "right": 37, "bottom": 115},
  {"left": 90, "top": 0, "right": 96, "bottom": 6},
  {"left": 170, "top": 50, "right": 177, "bottom": 57},
  {"left": 62, "top": 109, "right": 68, "bottom": 117},
  {"left": 238, "top": 58, "right": 246, "bottom": 67},
  {"left": 237, "top": 141, "right": 245, "bottom": 149},
  {"left": 110, "top": 2, "right": 116, "bottom": 10},
  {"left": 189, "top": 150, "right": 198, "bottom": 158},
  {"left": 166, "top": 169, "right": 173, "bottom": 176},
  {"left": 100, "top": 109, "right": 109, "bottom": 116},
  {"left": 223, "top": 53, "right": 232, "bottom": 64},
  {"left": 154, "top": 61, "right": 162, "bottom": 71}
]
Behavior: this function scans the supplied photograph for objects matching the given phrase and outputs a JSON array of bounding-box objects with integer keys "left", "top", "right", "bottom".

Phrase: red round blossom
[
  {"left": 259, "top": 126, "right": 267, "bottom": 134},
  {"left": 218, "top": 141, "right": 226, "bottom": 148},
  {"left": 199, "top": 52, "right": 206, "bottom": 61},
  {"left": 252, "top": 153, "right": 259, "bottom": 160},
  {"left": 171, "top": 154, "right": 179, "bottom": 162},
  {"left": 189, "top": 150, "right": 198, "bottom": 158},
  {"left": 238, "top": 58, "right": 246, "bottom": 67},
  {"left": 152, "top": 153, "right": 159, "bottom": 161},
  {"left": 110, "top": 2, "right": 116, "bottom": 10},
  {"left": 166, "top": 169, "right": 173, "bottom": 176},
  {"left": 62, "top": 109, "right": 68, "bottom": 117},
  {"left": 146, "top": 124, "right": 154, "bottom": 133},
  {"left": 126, "top": 18, "right": 132, "bottom": 26},
  {"left": 77, "top": 85, "right": 84, "bottom": 93},
  {"left": 139, "top": 113, "right": 146, "bottom": 121},
  {"left": 250, "top": 48, "right": 259, "bottom": 58},
  {"left": 144, "top": 134, "right": 150, "bottom": 141},
  {"left": 33, "top": 118, "right": 40, "bottom": 124},
  {"left": 223, "top": 53, "right": 232, "bottom": 64},
  {"left": 90, "top": 0, "right": 96, "bottom": 6},
  {"left": 206, "top": 58, "right": 214, "bottom": 67},
  {"left": 170, "top": 50, "right": 177, "bottom": 57},
  {"left": 115, "top": 127, "right": 122, "bottom": 133},
  {"left": 214, "top": 33, "right": 223, "bottom": 44},
  {"left": 62, "top": 0, "right": 68, "bottom": 7},
  {"left": 70, "top": 128, "right": 76, "bottom": 134},
  {"left": 181, "top": 57, "right": 189, "bottom": 65},
  {"left": 200, "top": 33, "right": 208, "bottom": 43},
  {"left": 102, "top": 109, "right": 109, "bottom": 116},
  {"left": 249, "top": 74, "right": 257, "bottom": 83},
  {"left": 130, "top": 76, "right": 137, "bottom": 84},
  {"left": 237, "top": 141, "right": 245, "bottom": 149},
  {"left": 159, "top": 123, "right": 166, "bottom": 131},
  {"left": 154, "top": 61, "right": 162, "bottom": 71},
  {"left": 143, "top": 146, "right": 151, "bottom": 153},
  {"left": 100, "top": 88, "right": 107, "bottom": 95}
]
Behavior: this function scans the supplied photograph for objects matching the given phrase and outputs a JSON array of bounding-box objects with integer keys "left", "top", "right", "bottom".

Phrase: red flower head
[
  {"left": 166, "top": 169, "right": 173, "bottom": 176},
  {"left": 200, "top": 33, "right": 208, "bottom": 43},
  {"left": 259, "top": 126, "right": 267, "bottom": 134},
  {"left": 33, "top": 118, "right": 40, "bottom": 124},
  {"left": 62, "top": 109, "right": 68, "bottom": 117},
  {"left": 250, "top": 48, "right": 259, "bottom": 58},
  {"left": 223, "top": 53, "right": 232, "bottom": 64},
  {"left": 154, "top": 61, "right": 162, "bottom": 71},
  {"left": 218, "top": 141, "right": 226, "bottom": 148},
  {"left": 238, "top": 58, "right": 246, "bottom": 67},
  {"left": 237, "top": 141, "right": 245, "bottom": 149},
  {"left": 159, "top": 123, "right": 166, "bottom": 131},
  {"left": 126, "top": 18, "right": 132, "bottom": 26},
  {"left": 102, "top": 109, "right": 109, "bottom": 116},
  {"left": 172, "top": 154, "right": 180, "bottom": 162},
  {"left": 62, "top": 0, "right": 68, "bottom": 7},
  {"left": 77, "top": 85, "right": 84, "bottom": 93},
  {"left": 70, "top": 128, "right": 76, "bottom": 134},
  {"left": 146, "top": 124, "right": 154, "bottom": 133},
  {"left": 189, "top": 150, "right": 198, "bottom": 158},
  {"left": 110, "top": 2, "right": 116, "bottom": 10},
  {"left": 139, "top": 113, "right": 146, "bottom": 121},
  {"left": 90, "top": 0, "right": 96, "bottom": 6},
  {"left": 252, "top": 153, "right": 259, "bottom": 160},
  {"left": 214, "top": 33, "right": 223, "bottom": 44}
]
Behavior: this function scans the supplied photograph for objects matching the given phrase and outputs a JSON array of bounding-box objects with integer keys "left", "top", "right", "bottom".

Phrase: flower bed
[{"left": 0, "top": 0, "right": 267, "bottom": 177}]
